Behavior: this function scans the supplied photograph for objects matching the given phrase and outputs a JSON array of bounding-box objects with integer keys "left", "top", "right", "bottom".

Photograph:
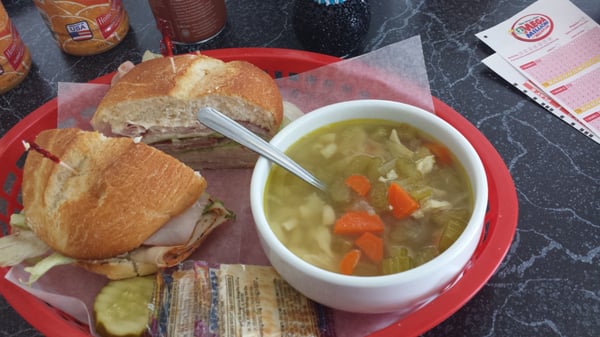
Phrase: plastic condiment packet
[{"left": 149, "top": 261, "right": 336, "bottom": 337}]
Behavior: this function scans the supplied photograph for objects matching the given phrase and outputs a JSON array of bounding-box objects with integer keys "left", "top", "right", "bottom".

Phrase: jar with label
[
  {"left": 0, "top": 3, "right": 31, "bottom": 95},
  {"left": 148, "top": 0, "right": 227, "bottom": 55},
  {"left": 33, "top": 0, "right": 130, "bottom": 56}
]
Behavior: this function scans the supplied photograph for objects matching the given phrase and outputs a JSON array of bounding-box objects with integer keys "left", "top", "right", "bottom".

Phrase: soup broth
[{"left": 264, "top": 119, "right": 474, "bottom": 276}]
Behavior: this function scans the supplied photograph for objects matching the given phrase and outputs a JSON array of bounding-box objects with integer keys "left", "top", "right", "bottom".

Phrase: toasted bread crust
[
  {"left": 22, "top": 128, "right": 206, "bottom": 260},
  {"left": 91, "top": 53, "right": 284, "bottom": 140},
  {"left": 77, "top": 260, "right": 158, "bottom": 280}
]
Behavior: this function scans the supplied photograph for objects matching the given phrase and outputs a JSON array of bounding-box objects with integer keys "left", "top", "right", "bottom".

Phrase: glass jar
[
  {"left": 0, "top": 3, "right": 31, "bottom": 94},
  {"left": 33, "top": 0, "right": 130, "bottom": 56}
]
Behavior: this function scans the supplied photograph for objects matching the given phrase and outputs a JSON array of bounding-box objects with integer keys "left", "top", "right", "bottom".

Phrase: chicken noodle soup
[{"left": 264, "top": 119, "right": 474, "bottom": 276}]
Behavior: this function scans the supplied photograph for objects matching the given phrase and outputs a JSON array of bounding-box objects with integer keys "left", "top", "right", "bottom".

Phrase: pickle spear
[{"left": 94, "top": 276, "right": 155, "bottom": 337}]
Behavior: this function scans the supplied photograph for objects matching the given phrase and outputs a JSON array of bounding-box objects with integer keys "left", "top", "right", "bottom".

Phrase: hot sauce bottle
[{"left": 0, "top": 3, "right": 31, "bottom": 94}]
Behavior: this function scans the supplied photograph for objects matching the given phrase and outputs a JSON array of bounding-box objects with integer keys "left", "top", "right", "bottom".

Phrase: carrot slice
[
  {"left": 339, "top": 249, "right": 361, "bottom": 275},
  {"left": 333, "top": 211, "right": 385, "bottom": 235},
  {"left": 345, "top": 174, "right": 371, "bottom": 196},
  {"left": 387, "top": 182, "right": 419, "bottom": 219},
  {"left": 424, "top": 142, "right": 453, "bottom": 166},
  {"left": 354, "top": 232, "right": 383, "bottom": 264}
]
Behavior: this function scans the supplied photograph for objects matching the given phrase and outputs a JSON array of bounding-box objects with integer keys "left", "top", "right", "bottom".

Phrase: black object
[{"left": 292, "top": 0, "right": 370, "bottom": 57}]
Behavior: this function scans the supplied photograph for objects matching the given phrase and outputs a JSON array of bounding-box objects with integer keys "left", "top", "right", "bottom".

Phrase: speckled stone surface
[{"left": 1, "top": 0, "right": 598, "bottom": 336}]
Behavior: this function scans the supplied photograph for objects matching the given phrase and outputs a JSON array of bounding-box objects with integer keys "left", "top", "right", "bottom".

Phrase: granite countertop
[{"left": 1, "top": 0, "right": 599, "bottom": 336}]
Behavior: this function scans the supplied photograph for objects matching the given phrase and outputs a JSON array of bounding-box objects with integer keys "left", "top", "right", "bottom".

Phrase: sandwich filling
[{"left": 0, "top": 194, "right": 233, "bottom": 283}]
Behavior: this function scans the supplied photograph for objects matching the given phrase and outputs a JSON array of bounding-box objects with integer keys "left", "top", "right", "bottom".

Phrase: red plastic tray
[{"left": 0, "top": 48, "right": 518, "bottom": 337}]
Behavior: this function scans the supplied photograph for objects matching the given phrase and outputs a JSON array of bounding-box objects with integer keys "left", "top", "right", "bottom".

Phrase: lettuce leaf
[
  {"left": 23, "top": 252, "right": 75, "bottom": 285},
  {"left": 0, "top": 230, "right": 50, "bottom": 266},
  {"left": 9, "top": 212, "right": 29, "bottom": 230}
]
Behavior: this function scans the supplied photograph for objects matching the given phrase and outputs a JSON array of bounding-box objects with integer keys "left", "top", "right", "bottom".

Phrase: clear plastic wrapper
[{"left": 150, "top": 261, "right": 336, "bottom": 337}]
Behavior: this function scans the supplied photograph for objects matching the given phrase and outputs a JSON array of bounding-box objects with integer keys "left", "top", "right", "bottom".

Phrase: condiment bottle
[
  {"left": 32, "top": 0, "right": 130, "bottom": 56},
  {"left": 292, "top": 0, "right": 370, "bottom": 57},
  {"left": 147, "top": 0, "right": 227, "bottom": 55},
  {"left": 0, "top": 3, "right": 31, "bottom": 94}
]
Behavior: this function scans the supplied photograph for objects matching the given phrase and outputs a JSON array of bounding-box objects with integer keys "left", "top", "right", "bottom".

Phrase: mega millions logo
[{"left": 511, "top": 14, "right": 554, "bottom": 42}]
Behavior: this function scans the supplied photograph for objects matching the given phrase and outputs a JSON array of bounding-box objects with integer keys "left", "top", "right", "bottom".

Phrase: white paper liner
[{"left": 6, "top": 35, "right": 438, "bottom": 337}]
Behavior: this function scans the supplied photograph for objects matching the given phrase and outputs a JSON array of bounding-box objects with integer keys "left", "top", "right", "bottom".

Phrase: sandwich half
[
  {"left": 90, "top": 53, "right": 284, "bottom": 169},
  {"left": 0, "top": 128, "right": 233, "bottom": 282}
]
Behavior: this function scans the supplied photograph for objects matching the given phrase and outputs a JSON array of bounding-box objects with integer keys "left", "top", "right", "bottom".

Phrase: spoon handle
[{"left": 197, "top": 107, "right": 326, "bottom": 191}]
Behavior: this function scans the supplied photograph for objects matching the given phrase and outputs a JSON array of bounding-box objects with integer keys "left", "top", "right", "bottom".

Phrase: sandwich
[
  {"left": 90, "top": 53, "right": 285, "bottom": 169},
  {"left": 0, "top": 128, "right": 233, "bottom": 282}
]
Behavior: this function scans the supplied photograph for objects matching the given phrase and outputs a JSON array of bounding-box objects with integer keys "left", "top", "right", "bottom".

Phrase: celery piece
[
  {"left": 369, "top": 182, "right": 389, "bottom": 212},
  {"left": 395, "top": 157, "right": 422, "bottom": 179},
  {"left": 381, "top": 257, "right": 396, "bottom": 275},
  {"left": 438, "top": 219, "right": 466, "bottom": 252},
  {"left": 387, "top": 245, "right": 409, "bottom": 257},
  {"left": 414, "top": 245, "right": 439, "bottom": 266},
  {"left": 331, "top": 236, "right": 353, "bottom": 253},
  {"left": 396, "top": 255, "right": 413, "bottom": 272},
  {"left": 431, "top": 209, "right": 470, "bottom": 228},
  {"left": 409, "top": 186, "right": 433, "bottom": 202},
  {"left": 381, "top": 255, "right": 413, "bottom": 274},
  {"left": 366, "top": 157, "right": 384, "bottom": 182},
  {"left": 448, "top": 208, "right": 471, "bottom": 222}
]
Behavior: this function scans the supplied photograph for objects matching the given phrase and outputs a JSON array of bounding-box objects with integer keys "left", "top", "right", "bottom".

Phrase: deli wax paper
[
  {"left": 57, "top": 82, "right": 109, "bottom": 131},
  {"left": 277, "top": 35, "right": 434, "bottom": 114},
  {"left": 6, "top": 35, "right": 436, "bottom": 337}
]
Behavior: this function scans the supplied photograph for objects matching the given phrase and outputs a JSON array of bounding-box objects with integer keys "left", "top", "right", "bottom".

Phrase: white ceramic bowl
[{"left": 250, "top": 99, "right": 488, "bottom": 314}]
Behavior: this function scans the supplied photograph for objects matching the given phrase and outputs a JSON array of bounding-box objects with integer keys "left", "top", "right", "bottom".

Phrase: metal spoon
[{"left": 197, "top": 106, "right": 326, "bottom": 191}]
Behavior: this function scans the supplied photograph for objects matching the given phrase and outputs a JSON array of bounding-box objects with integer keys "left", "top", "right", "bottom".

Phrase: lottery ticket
[{"left": 476, "top": 0, "right": 600, "bottom": 140}]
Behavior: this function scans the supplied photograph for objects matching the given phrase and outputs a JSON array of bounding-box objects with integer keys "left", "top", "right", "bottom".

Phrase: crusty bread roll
[
  {"left": 22, "top": 128, "right": 206, "bottom": 260},
  {"left": 91, "top": 53, "right": 284, "bottom": 169}
]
